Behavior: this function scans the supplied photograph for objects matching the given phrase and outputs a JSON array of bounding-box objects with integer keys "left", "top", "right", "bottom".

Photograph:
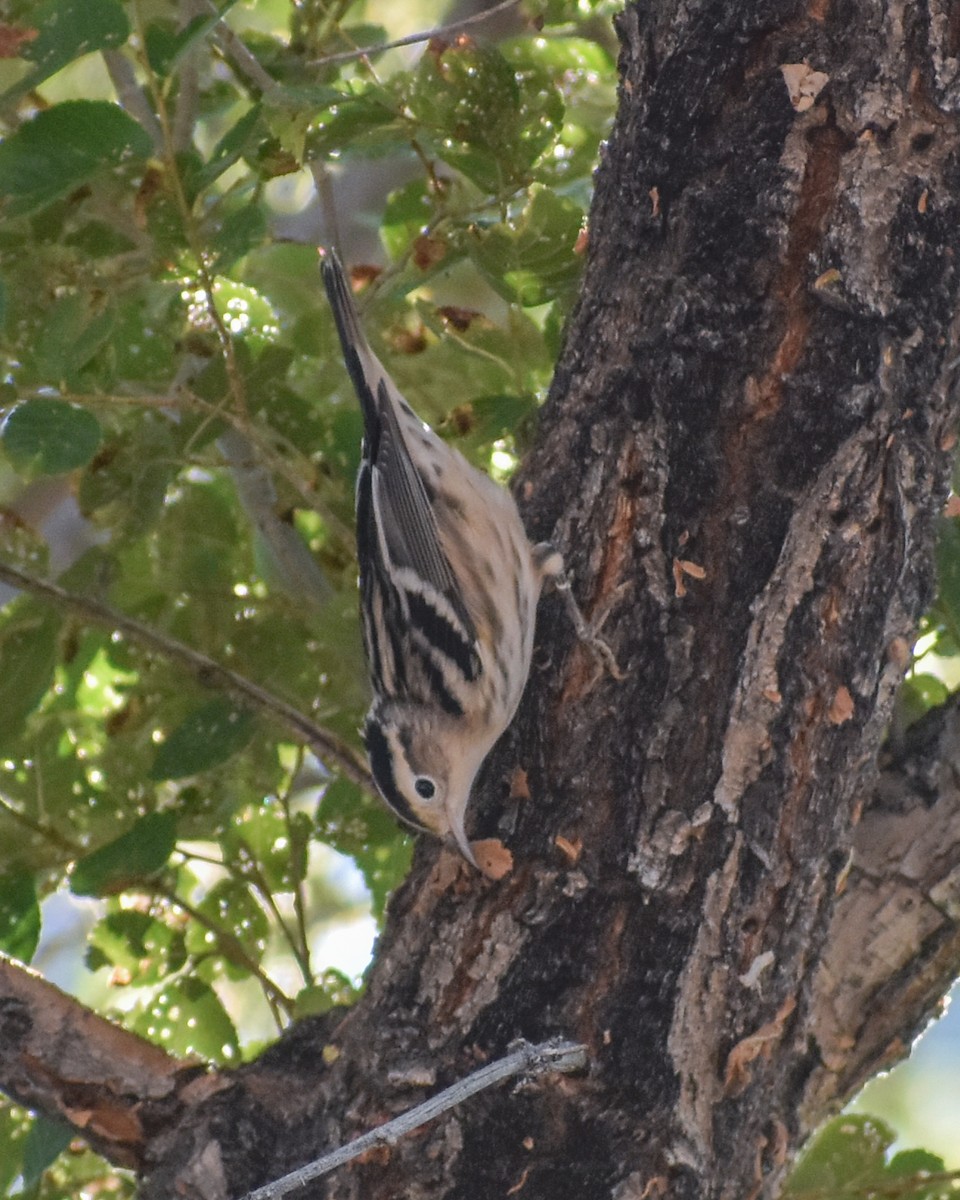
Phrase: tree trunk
[{"left": 5, "top": 2, "right": 960, "bottom": 1198}]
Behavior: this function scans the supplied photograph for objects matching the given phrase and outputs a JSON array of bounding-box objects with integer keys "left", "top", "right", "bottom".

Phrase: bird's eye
[{"left": 414, "top": 777, "right": 436, "bottom": 800}]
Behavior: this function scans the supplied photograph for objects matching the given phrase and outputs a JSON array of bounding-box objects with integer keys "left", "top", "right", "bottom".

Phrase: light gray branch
[
  {"left": 306, "top": 0, "right": 523, "bottom": 68},
  {"left": 102, "top": 50, "right": 164, "bottom": 151},
  {"left": 239, "top": 1038, "right": 587, "bottom": 1200},
  {"left": 197, "top": 0, "right": 279, "bottom": 94}
]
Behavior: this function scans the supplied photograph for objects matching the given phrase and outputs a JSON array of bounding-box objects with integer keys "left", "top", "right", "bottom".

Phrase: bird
[{"left": 321, "top": 248, "right": 608, "bottom": 867}]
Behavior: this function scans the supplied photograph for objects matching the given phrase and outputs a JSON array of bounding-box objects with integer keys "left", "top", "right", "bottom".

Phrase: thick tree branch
[
  {"left": 805, "top": 694, "right": 960, "bottom": 1120},
  {"left": 0, "top": 955, "right": 198, "bottom": 1170}
]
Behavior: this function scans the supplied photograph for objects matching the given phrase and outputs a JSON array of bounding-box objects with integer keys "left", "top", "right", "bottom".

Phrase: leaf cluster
[{"left": 0, "top": 0, "right": 617, "bottom": 1193}]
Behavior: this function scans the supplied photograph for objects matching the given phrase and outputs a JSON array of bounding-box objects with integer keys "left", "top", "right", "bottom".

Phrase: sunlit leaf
[
  {"left": 86, "top": 910, "right": 187, "bottom": 985},
  {"left": 294, "top": 968, "right": 360, "bottom": 1017},
  {"left": 471, "top": 183, "right": 584, "bottom": 305},
  {"left": 0, "top": 1103, "right": 32, "bottom": 1197},
  {"left": 897, "top": 673, "right": 950, "bottom": 727},
  {"left": 184, "top": 878, "right": 269, "bottom": 978},
  {"left": 132, "top": 976, "right": 239, "bottom": 1062},
  {"left": 309, "top": 82, "right": 402, "bottom": 157},
  {"left": 315, "top": 778, "right": 411, "bottom": 919}
]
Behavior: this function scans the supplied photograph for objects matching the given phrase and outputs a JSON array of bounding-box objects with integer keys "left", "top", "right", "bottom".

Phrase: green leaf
[
  {"left": 223, "top": 801, "right": 296, "bottom": 891},
  {"left": 886, "top": 1147, "right": 953, "bottom": 1198},
  {"left": 502, "top": 35, "right": 614, "bottom": 76},
  {"left": 0, "top": 100, "right": 152, "bottom": 218},
  {"left": 209, "top": 204, "right": 268, "bottom": 274},
  {"left": 86, "top": 910, "right": 187, "bottom": 985},
  {"left": 316, "top": 778, "right": 412, "bottom": 920},
  {"left": 20, "top": 1115, "right": 73, "bottom": 1191},
  {"left": 785, "top": 1115, "right": 894, "bottom": 1194},
  {"left": 78, "top": 415, "right": 179, "bottom": 537},
  {"left": 0, "top": 1103, "right": 32, "bottom": 1197},
  {"left": 0, "top": 867, "right": 41, "bottom": 962},
  {"left": 4, "top": 0, "right": 129, "bottom": 101},
  {"left": 888, "top": 1148, "right": 947, "bottom": 1177},
  {"left": 143, "top": 7, "right": 239, "bottom": 78},
  {"left": 897, "top": 673, "right": 949, "bottom": 727},
  {"left": 471, "top": 184, "right": 584, "bottom": 306},
  {"left": 149, "top": 699, "right": 254, "bottom": 781},
  {"left": 294, "top": 968, "right": 360, "bottom": 1017},
  {"left": 132, "top": 976, "right": 239, "bottom": 1062},
  {"left": 441, "top": 393, "right": 538, "bottom": 455},
  {"left": 936, "top": 515, "right": 960, "bottom": 643},
  {"left": 0, "top": 607, "right": 61, "bottom": 749},
  {"left": 26, "top": 292, "right": 117, "bottom": 388},
  {"left": 70, "top": 811, "right": 178, "bottom": 896},
  {"left": 184, "top": 879, "right": 269, "bottom": 977},
  {"left": 211, "top": 278, "right": 280, "bottom": 345},
  {"left": 63, "top": 218, "right": 137, "bottom": 258},
  {"left": 381, "top": 178, "right": 435, "bottom": 261},
  {"left": 3, "top": 399, "right": 102, "bottom": 473},
  {"left": 309, "top": 83, "right": 402, "bottom": 158},
  {"left": 409, "top": 40, "right": 564, "bottom": 191},
  {"left": 529, "top": 0, "right": 621, "bottom": 22},
  {"left": 195, "top": 104, "right": 264, "bottom": 190}
]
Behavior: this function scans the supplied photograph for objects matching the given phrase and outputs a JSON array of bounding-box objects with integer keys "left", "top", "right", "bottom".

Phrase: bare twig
[
  {"left": 311, "top": 159, "right": 343, "bottom": 258},
  {"left": 239, "top": 1038, "right": 587, "bottom": 1200},
  {"left": 101, "top": 50, "right": 164, "bottom": 151},
  {"left": 197, "top": 0, "right": 279, "bottom": 94},
  {"left": 150, "top": 880, "right": 293, "bottom": 1026},
  {"left": 0, "top": 560, "right": 372, "bottom": 791},
  {"left": 307, "top": 0, "right": 525, "bottom": 68},
  {"left": 172, "top": 0, "right": 203, "bottom": 154}
]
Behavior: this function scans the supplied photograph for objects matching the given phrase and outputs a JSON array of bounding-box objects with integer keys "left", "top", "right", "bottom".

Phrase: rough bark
[{"left": 4, "top": 1, "right": 960, "bottom": 1198}]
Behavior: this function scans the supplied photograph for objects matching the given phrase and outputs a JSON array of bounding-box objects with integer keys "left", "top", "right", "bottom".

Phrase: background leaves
[{"left": 0, "top": 1, "right": 616, "bottom": 1193}]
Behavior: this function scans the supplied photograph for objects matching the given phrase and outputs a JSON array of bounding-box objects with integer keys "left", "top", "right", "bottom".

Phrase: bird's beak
[{"left": 446, "top": 806, "right": 479, "bottom": 869}]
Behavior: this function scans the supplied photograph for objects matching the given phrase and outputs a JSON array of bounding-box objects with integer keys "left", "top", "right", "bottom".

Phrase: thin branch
[
  {"left": 239, "top": 1038, "right": 588, "bottom": 1200},
  {"left": 149, "top": 881, "right": 292, "bottom": 1026},
  {"left": 0, "top": 791, "right": 80, "bottom": 855},
  {"left": 101, "top": 50, "right": 164, "bottom": 151},
  {"left": 306, "top": 0, "right": 524, "bottom": 68},
  {"left": 132, "top": 8, "right": 252, "bottom": 430},
  {"left": 0, "top": 560, "right": 372, "bottom": 791},
  {"left": 15, "top": 388, "right": 353, "bottom": 545},
  {"left": 196, "top": 0, "right": 279, "bottom": 94},
  {"left": 172, "top": 0, "right": 203, "bottom": 154}
]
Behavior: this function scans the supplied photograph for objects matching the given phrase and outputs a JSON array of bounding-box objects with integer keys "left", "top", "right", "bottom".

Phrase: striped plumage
[{"left": 321, "top": 248, "right": 558, "bottom": 866}]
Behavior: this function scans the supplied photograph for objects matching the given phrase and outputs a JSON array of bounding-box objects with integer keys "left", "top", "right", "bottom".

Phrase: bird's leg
[{"left": 533, "top": 543, "right": 624, "bottom": 680}]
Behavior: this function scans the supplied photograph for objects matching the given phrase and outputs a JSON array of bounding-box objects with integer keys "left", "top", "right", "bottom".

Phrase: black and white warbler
[{"left": 321, "top": 249, "right": 606, "bottom": 867}]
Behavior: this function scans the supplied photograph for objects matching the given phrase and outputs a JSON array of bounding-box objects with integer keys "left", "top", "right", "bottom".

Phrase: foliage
[
  {"left": 0, "top": 0, "right": 617, "bottom": 1192},
  {"left": 785, "top": 1116, "right": 958, "bottom": 1200}
]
